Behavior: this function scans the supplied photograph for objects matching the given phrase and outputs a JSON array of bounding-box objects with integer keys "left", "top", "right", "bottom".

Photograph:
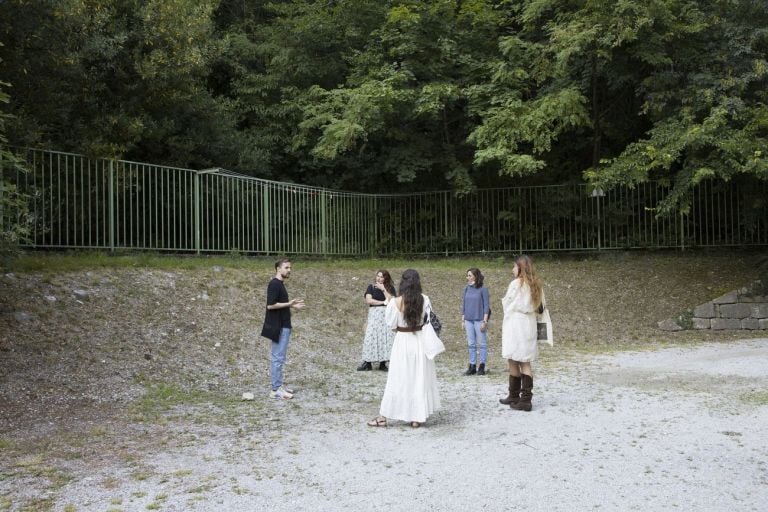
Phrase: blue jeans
[
  {"left": 464, "top": 320, "right": 487, "bottom": 365},
  {"left": 271, "top": 327, "right": 291, "bottom": 391}
]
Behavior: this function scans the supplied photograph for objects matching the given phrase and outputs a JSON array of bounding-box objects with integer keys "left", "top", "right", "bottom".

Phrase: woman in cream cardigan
[{"left": 499, "top": 255, "right": 543, "bottom": 411}]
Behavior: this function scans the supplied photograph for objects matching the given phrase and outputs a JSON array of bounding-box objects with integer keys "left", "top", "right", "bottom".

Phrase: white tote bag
[
  {"left": 421, "top": 306, "right": 446, "bottom": 359},
  {"left": 536, "top": 308, "right": 554, "bottom": 347}
]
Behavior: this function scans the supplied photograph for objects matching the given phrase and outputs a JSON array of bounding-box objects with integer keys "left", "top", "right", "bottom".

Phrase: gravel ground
[
  {"left": 1, "top": 256, "right": 766, "bottom": 511},
  {"left": 18, "top": 338, "right": 764, "bottom": 512}
]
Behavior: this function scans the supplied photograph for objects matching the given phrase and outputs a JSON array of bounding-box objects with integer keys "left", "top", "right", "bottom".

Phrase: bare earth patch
[{"left": 1, "top": 253, "right": 766, "bottom": 511}]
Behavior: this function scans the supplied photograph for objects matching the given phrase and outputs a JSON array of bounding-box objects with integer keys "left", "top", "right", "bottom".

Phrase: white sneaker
[{"left": 269, "top": 386, "right": 294, "bottom": 400}]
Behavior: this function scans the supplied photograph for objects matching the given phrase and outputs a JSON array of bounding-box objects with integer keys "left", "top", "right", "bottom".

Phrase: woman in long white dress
[
  {"left": 500, "top": 255, "right": 543, "bottom": 412},
  {"left": 367, "top": 269, "right": 441, "bottom": 428}
]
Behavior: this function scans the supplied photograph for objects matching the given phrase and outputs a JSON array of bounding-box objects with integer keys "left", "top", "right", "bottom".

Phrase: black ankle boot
[
  {"left": 357, "top": 361, "right": 372, "bottom": 371},
  {"left": 476, "top": 363, "right": 486, "bottom": 375},
  {"left": 378, "top": 361, "right": 388, "bottom": 371},
  {"left": 464, "top": 364, "right": 476, "bottom": 376}
]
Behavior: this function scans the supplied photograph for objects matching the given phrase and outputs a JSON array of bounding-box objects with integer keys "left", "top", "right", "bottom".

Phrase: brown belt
[{"left": 396, "top": 325, "right": 423, "bottom": 332}]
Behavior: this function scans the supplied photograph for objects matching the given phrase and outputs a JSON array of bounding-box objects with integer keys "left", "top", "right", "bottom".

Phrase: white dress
[
  {"left": 379, "top": 295, "right": 441, "bottom": 423},
  {"left": 501, "top": 279, "right": 538, "bottom": 362}
]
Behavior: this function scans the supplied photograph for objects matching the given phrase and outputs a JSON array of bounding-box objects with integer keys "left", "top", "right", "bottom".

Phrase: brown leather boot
[
  {"left": 499, "top": 375, "right": 521, "bottom": 405},
  {"left": 510, "top": 374, "right": 533, "bottom": 411}
]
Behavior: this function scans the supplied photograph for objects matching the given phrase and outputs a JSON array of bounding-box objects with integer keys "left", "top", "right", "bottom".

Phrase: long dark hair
[
  {"left": 467, "top": 267, "right": 484, "bottom": 288},
  {"left": 378, "top": 269, "right": 396, "bottom": 295},
  {"left": 398, "top": 269, "right": 424, "bottom": 328}
]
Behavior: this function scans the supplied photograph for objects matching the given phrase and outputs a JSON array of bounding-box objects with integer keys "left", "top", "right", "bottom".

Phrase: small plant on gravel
[
  {"left": 130, "top": 469, "right": 154, "bottom": 482},
  {"left": 674, "top": 309, "right": 694, "bottom": 329}
]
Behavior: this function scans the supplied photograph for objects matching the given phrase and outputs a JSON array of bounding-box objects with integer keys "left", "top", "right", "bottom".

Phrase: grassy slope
[{"left": 2, "top": 250, "right": 764, "bottom": 394}]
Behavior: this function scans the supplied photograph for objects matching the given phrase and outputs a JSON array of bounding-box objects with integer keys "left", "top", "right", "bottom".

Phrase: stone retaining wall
[{"left": 691, "top": 283, "right": 768, "bottom": 330}]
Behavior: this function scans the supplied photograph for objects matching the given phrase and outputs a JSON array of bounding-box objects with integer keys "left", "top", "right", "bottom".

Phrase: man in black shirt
[{"left": 261, "top": 258, "right": 305, "bottom": 399}]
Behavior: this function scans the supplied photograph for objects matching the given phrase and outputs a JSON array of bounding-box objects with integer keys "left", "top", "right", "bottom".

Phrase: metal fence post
[
  {"left": 370, "top": 195, "right": 377, "bottom": 257},
  {"left": 108, "top": 159, "right": 115, "bottom": 252},
  {"left": 0, "top": 152, "right": 4, "bottom": 236},
  {"left": 444, "top": 191, "right": 449, "bottom": 256},
  {"left": 194, "top": 171, "right": 201, "bottom": 254},
  {"left": 680, "top": 211, "right": 686, "bottom": 251},
  {"left": 262, "top": 185, "right": 271, "bottom": 254},
  {"left": 320, "top": 190, "right": 328, "bottom": 256},
  {"left": 518, "top": 189, "right": 523, "bottom": 254},
  {"left": 596, "top": 196, "right": 602, "bottom": 250},
  {"left": 590, "top": 188, "right": 605, "bottom": 250}
]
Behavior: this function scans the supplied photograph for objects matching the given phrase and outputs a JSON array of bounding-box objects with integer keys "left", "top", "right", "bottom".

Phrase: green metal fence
[{"left": 2, "top": 147, "right": 767, "bottom": 255}]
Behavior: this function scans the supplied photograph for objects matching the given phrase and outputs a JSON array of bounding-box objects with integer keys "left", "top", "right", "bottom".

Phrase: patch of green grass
[
  {"left": 18, "top": 498, "right": 55, "bottom": 512},
  {"left": 8, "top": 250, "right": 262, "bottom": 273},
  {"left": 8, "top": 251, "right": 513, "bottom": 275},
  {"left": 102, "top": 477, "right": 121, "bottom": 490},
  {"left": 129, "top": 382, "right": 214, "bottom": 422},
  {"left": 129, "top": 378, "right": 264, "bottom": 427},
  {"left": 131, "top": 469, "right": 154, "bottom": 482},
  {"left": 740, "top": 391, "right": 768, "bottom": 406},
  {"left": 146, "top": 493, "right": 168, "bottom": 510},
  {"left": 0, "top": 439, "right": 15, "bottom": 451}
]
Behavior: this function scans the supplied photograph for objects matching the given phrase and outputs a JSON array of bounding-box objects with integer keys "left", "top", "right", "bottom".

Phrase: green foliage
[
  {"left": 584, "top": 0, "right": 768, "bottom": 213},
  {"left": 0, "top": 0, "right": 766, "bottom": 212},
  {"left": 0, "top": 50, "right": 32, "bottom": 263},
  {"left": 0, "top": 0, "right": 236, "bottom": 168}
]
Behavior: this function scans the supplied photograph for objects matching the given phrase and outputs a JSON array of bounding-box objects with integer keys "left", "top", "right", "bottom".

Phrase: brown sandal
[{"left": 367, "top": 416, "right": 387, "bottom": 428}]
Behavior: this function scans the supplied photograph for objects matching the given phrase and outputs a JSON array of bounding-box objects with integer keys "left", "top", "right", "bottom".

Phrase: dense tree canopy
[{"left": 1, "top": 0, "right": 766, "bottom": 210}]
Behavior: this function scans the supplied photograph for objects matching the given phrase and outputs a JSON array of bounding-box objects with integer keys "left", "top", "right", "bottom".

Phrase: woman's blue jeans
[{"left": 464, "top": 320, "right": 487, "bottom": 365}]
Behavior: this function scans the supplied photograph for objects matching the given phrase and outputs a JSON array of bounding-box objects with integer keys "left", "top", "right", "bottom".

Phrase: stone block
[
  {"left": 692, "top": 318, "right": 711, "bottom": 329},
  {"left": 658, "top": 318, "right": 684, "bottom": 331},
  {"left": 742, "top": 318, "right": 760, "bottom": 330},
  {"left": 739, "top": 280, "right": 766, "bottom": 301},
  {"left": 751, "top": 303, "right": 768, "bottom": 318},
  {"left": 739, "top": 294, "right": 768, "bottom": 303},
  {"left": 760, "top": 318, "right": 768, "bottom": 330},
  {"left": 711, "top": 318, "right": 742, "bottom": 330},
  {"left": 712, "top": 290, "right": 738, "bottom": 304},
  {"left": 693, "top": 303, "right": 715, "bottom": 318},
  {"left": 718, "top": 303, "right": 752, "bottom": 319}
]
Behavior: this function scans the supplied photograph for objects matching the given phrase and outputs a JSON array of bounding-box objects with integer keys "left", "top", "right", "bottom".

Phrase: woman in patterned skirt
[{"left": 357, "top": 270, "right": 396, "bottom": 371}]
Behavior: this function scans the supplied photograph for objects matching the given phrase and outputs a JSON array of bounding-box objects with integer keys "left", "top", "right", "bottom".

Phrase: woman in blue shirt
[{"left": 461, "top": 268, "right": 490, "bottom": 375}]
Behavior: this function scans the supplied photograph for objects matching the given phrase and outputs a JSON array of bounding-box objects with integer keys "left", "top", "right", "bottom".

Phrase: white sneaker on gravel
[{"left": 269, "top": 387, "right": 294, "bottom": 400}]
